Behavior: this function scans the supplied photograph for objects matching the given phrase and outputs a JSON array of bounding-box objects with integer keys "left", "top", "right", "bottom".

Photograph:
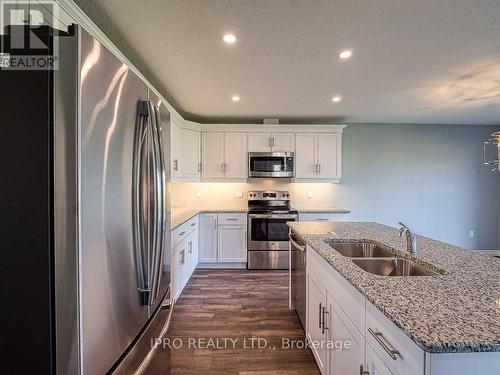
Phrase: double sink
[{"left": 326, "top": 242, "right": 441, "bottom": 277}]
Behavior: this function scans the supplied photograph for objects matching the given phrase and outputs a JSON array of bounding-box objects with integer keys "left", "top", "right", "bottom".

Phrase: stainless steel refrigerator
[{"left": 1, "top": 24, "right": 172, "bottom": 374}]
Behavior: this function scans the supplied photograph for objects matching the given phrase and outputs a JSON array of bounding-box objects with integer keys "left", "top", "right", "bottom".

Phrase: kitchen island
[{"left": 288, "top": 221, "right": 500, "bottom": 375}]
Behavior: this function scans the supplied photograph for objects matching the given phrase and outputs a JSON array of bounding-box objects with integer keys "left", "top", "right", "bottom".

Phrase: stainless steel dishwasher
[{"left": 289, "top": 230, "right": 306, "bottom": 329}]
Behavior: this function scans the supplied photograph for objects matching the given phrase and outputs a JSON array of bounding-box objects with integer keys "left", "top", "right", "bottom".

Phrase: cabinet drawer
[
  {"left": 217, "top": 213, "right": 247, "bottom": 225},
  {"left": 187, "top": 215, "right": 199, "bottom": 232},
  {"left": 366, "top": 301, "right": 424, "bottom": 375},
  {"left": 172, "top": 222, "right": 190, "bottom": 248},
  {"left": 307, "top": 247, "right": 365, "bottom": 336},
  {"left": 299, "top": 213, "right": 337, "bottom": 221}
]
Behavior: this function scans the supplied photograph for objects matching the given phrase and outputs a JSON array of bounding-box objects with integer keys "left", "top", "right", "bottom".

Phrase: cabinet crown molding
[{"left": 199, "top": 124, "right": 347, "bottom": 133}]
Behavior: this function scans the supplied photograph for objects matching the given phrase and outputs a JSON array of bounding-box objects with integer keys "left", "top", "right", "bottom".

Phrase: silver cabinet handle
[
  {"left": 360, "top": 365, "right": 369, "bottom": 375},
  {"left": 368, "top": 328, "right": 401, "bottom": 360},
  {"left": 173, "top": 158, "right": 179, "bottom": 171},
  {"left": 271, "top": 136, "right": 275, "bottom": 148},
  {"left": 321, "top": 306, "right": 329, "bottom": 334},
  {"left": 268, "top": 136, "right": 272, "bottom": 149},
  {"left": 319, "top": 302, "right": 323, "bottom": 329},
  {"left": 190, "top": 222, "right": 196, "bottom": 227},
  {"left": 179, "top": 249, "right": 185, "bottom": 265},
  {"left": 179, "top": 231, "right": 186, "bottom": 236},
  {"left": 226, "top": 218, "right": 238, "bottom": 221},
  {"left": 315, "top": 163, "right": 318, "bottom": 174},
  {"left": 198, "top": 162, "right": 201, "bottom": 173},
  {"left": 188, "top": 241, "right": 192, "bottom": 254},
  {"left": 221, "top": 163, "right": 224, "bottom": 174},
  {"left": 318, "top": 163, "right": 321, "bottom": 174}
]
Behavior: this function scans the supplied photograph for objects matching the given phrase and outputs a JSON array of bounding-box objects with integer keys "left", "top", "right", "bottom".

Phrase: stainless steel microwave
[{"left": 248, "top": 152, "right": 294, "bottom": 178}]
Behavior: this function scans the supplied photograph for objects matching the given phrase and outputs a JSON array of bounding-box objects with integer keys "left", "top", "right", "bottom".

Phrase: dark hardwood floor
[{"left": 143, "top": 269, "right": 320, "bottom": 374}]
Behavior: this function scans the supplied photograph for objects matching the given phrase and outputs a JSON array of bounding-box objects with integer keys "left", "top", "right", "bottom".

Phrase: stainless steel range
[{"left": 247, "top": 191, "right": 298, "bottom": 269}]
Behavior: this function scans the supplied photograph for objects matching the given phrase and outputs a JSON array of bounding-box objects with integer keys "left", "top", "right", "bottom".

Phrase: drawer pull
[
  {"left": 226, "top": 218, "right": 238, "bottom": 221},
  {"left": 190, "top": 222, "right": 196, "bottom": 227},
  {"left": 179, "top": 231, "right": 186, "bottom": 236},
  {"left": 368, "top": 328, "right": 400, "bottom": 360}
]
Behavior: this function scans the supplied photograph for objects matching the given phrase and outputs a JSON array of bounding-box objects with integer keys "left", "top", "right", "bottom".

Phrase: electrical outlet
[
  {"left": 235, "top": 191, "right": 244, "bottom": 199},
  {"left": 307, "top": 191, "right": 313, "bottom": 199},
  {"left": 195, "top": 191, "right": 202, "bottom": 198},
  {"left": 469, "top": 230, "right": 474, "bottom": 238}
]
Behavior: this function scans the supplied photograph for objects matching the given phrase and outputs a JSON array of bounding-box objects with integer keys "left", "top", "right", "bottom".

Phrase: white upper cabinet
[
  {"left": 295, "top": 133, "right": 318, "bottom": 178},
  {"left": 295, "top": 133, "right": 342, "bottom": 180},
  {"left": 179, "top": 128, "right": 201, "bottom": 180},
  {"left": 248, "top": 133, "right": 272, "bottom": 152},
  {"left": 202, "top": 132, "right": 225, "bottom": 179},
  {"left": 248, "top": 133, "right": 295, "bottom": 152},
  {"left": 224, "top": 133, "right": 248, "bottom": 179},
  {"left": 272, "top": 133, "right": 295, "bottom": 152},
  {"left": 202, "top": 132, "right": 248, "bottom": 180},
  {"left": 170, "top": 118, "right": 182, "bottom": 180},
  {"left": 318, "top": 133, "right": 340, "bottom": 179}
]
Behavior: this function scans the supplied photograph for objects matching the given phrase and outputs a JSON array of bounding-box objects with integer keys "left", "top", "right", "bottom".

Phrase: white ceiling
[{"left": 73, "top": 0, "right": 500, "bottom": 125}]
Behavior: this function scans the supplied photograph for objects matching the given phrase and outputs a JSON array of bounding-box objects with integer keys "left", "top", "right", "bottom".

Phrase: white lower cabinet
[
  {"left": 306, "top": 270, "right": 328, "bottom": 373},
  {"left": 365, "top": 344, "right": 393, "bottom": 375},
  {"left": 199, "top": 213, "right": 218, "bottom": 262},
  {"left": 306, "top": 247, "right": 421, "bottom": 375},
  {"left": 199, "top": 213, "right": 247, "bottom": 266},
  {"left": 217, "top": 225, "right": 247, "bottom": 262},
  {"left": 172, "top": 217, "right": 199, "bottom": 301},
  {"left": 328, "top": 295, "right": 365, "bottom": 375}
]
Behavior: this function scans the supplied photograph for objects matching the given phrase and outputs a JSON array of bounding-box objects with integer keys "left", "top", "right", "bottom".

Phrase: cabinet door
[
  {"left": 295, "top": 133, "right": 318, "bottom": 178},
  {"left": 328, "top": 294, "right": 365, "bottom": 375},
  {"left": 217, "top": 225, "right": 247, "bottom": 262},
  {"left": 365, "top": 344, "right": 393, "bottom": 375},
  {"left": 306, "top": 270, "right": 328, "bottom": 373},
  {"left": 186, "top": 230, "right": 198, "bottom": 274},
  {"left": 199, "top": 214, "right": 218, "bottom": 262},
  {"left": 202, "top": 132, "right": 224, "bottom": 179},
  {"left": 180, "top": 128, "right": 200, "bottom": 180},
  {"left": 225, "top": 133, "right": 248, "bottom": 179},
  {"left": 175, "top": 243, "right": 187, "bottom": 299},
  {"left": 248, "top": 133, "right": 272, "bottom": 152},
  {"left": 170, "top": 118, "right": 182, "bottom": 180},
  {"left": 317, "top": 133, "right": 340, "bottom": 179},
  {"left": 272, "top": 133, "right": 295, "bottom": 152}
]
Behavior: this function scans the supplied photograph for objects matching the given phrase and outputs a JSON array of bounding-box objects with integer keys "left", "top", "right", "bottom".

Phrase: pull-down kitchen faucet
[{"left": 398, "top": 222, "right": 417, "bottom": 255}]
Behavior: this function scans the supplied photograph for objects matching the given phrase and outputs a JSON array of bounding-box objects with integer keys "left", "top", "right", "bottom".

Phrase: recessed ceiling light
[
  {"left": 223, "top": 33, "right": 237, "bottom": 44},
  {"left": 332, "top": 95, "right": 342, "bottom": 103},
  {"left": 231, "top": 95, "right": 240, "bottom": 102},
  {"left": 339, "top": 49, "right": 353, "bottom": 60}
]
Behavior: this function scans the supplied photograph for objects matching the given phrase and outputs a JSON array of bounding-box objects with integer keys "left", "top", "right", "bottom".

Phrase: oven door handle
[{"left": 248, "top": 214, "right": 298, "bottom": 219}]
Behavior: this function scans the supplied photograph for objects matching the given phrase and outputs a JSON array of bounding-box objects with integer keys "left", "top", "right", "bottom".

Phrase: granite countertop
[
  {"left": 295, "top": 208, "right": 351, "bottom": 214},
  {"left": 171, "top": 207, "right": 350, "bottom": 229},
  {"left": 287, "top": 221, "right": 500, "bottom": 353},
  {"left": 170, "top": 207, "right": 247, "bottom": 229}
]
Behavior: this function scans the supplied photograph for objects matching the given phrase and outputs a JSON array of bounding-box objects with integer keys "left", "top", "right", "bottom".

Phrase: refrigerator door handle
[
  {"left": 148, "top": 100, "right": 165, "bottom": 305},
  {"left": 133, "top": 101, "right": 151, "bottom": 304}
]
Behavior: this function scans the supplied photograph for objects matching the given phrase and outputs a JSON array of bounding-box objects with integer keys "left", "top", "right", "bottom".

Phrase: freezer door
[{"left": 79, "top": 29, "right": 149, "bottom": 375}]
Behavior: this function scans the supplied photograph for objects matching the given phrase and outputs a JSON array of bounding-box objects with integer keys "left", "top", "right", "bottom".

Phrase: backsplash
[{"left": 171, "top": 181, "right": 342, "bottom": 209}]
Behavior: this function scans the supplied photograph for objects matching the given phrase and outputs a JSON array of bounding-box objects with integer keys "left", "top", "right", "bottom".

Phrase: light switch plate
[
  {"left": 195, "top": 191, "right": 202, "bottom": 198},
  {"left": 235, "top": 191, "right": 244, "bottom": 199},
  {"left": 307, "top": 191, "right": 313, "bottom": 199}
]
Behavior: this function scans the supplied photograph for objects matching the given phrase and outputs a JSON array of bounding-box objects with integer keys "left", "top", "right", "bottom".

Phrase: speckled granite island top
[{"left": 287, "top": 221, "right": 500, "bottom": 353}]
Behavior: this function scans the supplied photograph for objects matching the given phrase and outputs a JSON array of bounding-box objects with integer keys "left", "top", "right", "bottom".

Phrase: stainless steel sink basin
[
  {"left": 350, "top": 258, "right": 440, "bottom": 277},
  {"left": 327, "top": 242, "right": 396, "bottom": 258}
]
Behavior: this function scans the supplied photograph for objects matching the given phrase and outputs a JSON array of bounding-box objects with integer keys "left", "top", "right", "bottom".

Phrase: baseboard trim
[{"left": 197, "top": 263, "right": 247, "bottom": 269}]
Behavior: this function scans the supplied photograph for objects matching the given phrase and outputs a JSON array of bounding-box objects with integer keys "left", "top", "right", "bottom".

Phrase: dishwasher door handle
[{"left": 289, "top": 233, "right": 306, "bottom": 252}]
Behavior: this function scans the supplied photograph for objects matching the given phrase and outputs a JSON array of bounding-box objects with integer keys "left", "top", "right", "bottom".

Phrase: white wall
[{"left": 173, "top": 124, "right": 500, "bottom": 250}]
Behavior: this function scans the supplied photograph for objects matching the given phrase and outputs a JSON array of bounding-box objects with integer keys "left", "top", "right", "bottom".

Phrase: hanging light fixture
[{"left": 483, "top": 132, "right": 500, "bottom": 171}]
